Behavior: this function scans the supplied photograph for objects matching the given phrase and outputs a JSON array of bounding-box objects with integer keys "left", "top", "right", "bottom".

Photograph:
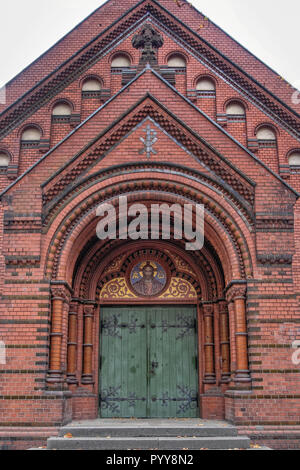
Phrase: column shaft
[
  {"left": 82, "top": 305, "right": 95, "bottom": 384},
  {"left": 219, "top": 301, "right": 231, "bottom": 383},
  {"left": 67, "top": 302, "right": 78, "bottom": 384},
  {"left": 203, "top": 303, "right": 216, "bottom": 384},
  {"left": 234, "top": 296, "right": 251, "bottom": 382},
  {"left": 226, "top": 284, "right": 251, "bottom": 387},
  {"left": 47, "top": 288, "right": 66, "bottom": 384}
]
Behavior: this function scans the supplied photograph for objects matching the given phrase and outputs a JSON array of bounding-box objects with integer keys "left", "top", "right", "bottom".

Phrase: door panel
[
  {"left": 148, "top": 306, "right": 198, "bottom": 418},
  {"left": 100, "top": 306, "right": 148, "bottom": 418},
  {"left": 99, "top": 305, "right": 198, "bottom": 418}
]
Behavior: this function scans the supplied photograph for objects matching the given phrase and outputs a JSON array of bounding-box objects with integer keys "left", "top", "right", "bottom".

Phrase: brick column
[
  {"left": 67, "top": 302, "right": 78, "bottom": 384},
  {"left": 219, "top": 300, "right": 231, "bottom": 383},
  {"left": 213, "top": 301, "right": 221, "bottom": 383},
  {"left": 203, "top": 303, "right": 216, "bottom": 384},
  {"left": 226, "top": 284, "right": 251, "bottom": 387},
  {"left": 47, "top": 287, "right": 66, "bottom": 384},
  {"left": 82, "top": 305, "right": 95, "bottom": 384}
]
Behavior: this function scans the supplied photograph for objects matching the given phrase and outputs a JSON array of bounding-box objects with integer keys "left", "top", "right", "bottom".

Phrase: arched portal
[
  {"left": 97, "top": 246, "right": 201, "bottom": 419},
  {"left": 43, "top": 173, "right": 254, "bottom": 421}
]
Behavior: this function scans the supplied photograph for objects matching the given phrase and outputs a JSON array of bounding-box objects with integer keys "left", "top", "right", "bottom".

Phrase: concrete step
[
  {"left": 47, "top": 435, "right": 251, "bottom": 450},
  {"left": 59, "top": 424, "right": 238, "bottom": 438},
  {"left": 47, "top": 420, "right": 251, "bottom": 450}
]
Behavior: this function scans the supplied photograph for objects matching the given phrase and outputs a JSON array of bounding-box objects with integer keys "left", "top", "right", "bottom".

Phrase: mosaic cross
[{"left": 139, "top": 124, "right": 158, "bottom": 159}]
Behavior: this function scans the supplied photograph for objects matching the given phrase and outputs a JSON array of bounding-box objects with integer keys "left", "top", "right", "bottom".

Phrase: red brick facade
[{"left": 0, "top": 0, "right": 300, "bottom": 450}]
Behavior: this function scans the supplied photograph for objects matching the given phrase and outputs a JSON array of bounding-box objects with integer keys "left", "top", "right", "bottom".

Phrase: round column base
[
  {"left": 203, "top": 374, "right": 216, "bottom": 384},
  {"left": 220, "top": 374, "right": 231, "bottom": 383},
  {"left": 234, "top": 370, "right": 252, "bottom": 384},
  {"left": 46, "top": 371, "right": 64, "bottom": 384},
  {"left": 67, "top": 374, "right": 78, "bottom": 385},
  {"left": 81, "top": 375, "right": 95, "bottom": 385}
]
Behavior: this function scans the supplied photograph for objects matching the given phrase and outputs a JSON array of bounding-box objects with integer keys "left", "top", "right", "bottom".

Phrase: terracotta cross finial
[{"left": 132, "top": 23, "right": 164, "bottom": 65}]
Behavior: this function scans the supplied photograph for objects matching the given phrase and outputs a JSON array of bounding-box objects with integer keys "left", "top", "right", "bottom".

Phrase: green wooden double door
[{"left": 99, "top": 305, "right": 199, "bottom": 418}]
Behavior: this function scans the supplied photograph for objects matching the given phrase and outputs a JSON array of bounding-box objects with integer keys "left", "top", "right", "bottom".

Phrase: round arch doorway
[
  {"left": 98, "top": 248, "right": 201, "bottom": 419},
  {"left": 45, "top": 172, "right": 252, "bottom": 423},
  {"left": 95, "top": 245, "right": 224, "bottom": 420}
]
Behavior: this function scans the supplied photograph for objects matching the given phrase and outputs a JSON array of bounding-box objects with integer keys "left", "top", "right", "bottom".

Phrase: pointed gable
[
  {"left": 1, "top": 1, "right": 300, "bottom": 441},
  {"left": 2, "top": 68, "right": 297, "bottom": 224},
  {"left": 0, "top": 0, "right": 300, "bottom": 194}
]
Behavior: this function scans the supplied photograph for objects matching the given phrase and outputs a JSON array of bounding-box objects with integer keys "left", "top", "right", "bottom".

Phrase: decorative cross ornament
[
  {"left": 132, "top": 23, "right": 164, "bottom": 65},
  {"left": 139, "top": 124, "right": 158, "bottom": 159}
]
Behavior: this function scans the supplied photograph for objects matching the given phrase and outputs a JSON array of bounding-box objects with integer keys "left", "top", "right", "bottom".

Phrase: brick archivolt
[
  {"left": 43, "top": 176, "right": 254, "bottom": 284},
  {"left": 43, "top": 162, "right": 254, "bottom": 229},
  {"left": 95, "top": 248, "right": 201, "bottom": 302},
  {"left": 70, "top": 237, "right": 220, "bottom": 302},
  {"left": 79, "top": 245, "right": 207, "bottom": 302},
  {"left": 75, "top": 238, "right": 221, "bottom": 302}
]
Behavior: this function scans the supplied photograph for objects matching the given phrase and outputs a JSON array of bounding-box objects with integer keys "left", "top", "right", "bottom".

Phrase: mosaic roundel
[{"left": 130, "top": 261, "right": 167, "bottom": 297}]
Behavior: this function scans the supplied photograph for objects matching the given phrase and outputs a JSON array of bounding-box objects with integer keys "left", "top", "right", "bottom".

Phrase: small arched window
[
  {"left": 21, "top": 126, "right": 41, "bottom": 141},
  {"left": 167, "top": 54, "right": 186, "bottom": 68},
  {"left": 226, "top": 102, "right": 245, "bottom": 116},
  {"left": 52, "top": 102, "right": 72, "bottom": 116},
  {"left": 0, "top": 151, "right": 10, "bottom": 167},
  {"left": 289, "top": 152, "right": 300, "bottom": 167},
  {"left": 82, "top": 79, "right": 102, "bottom": 91},
  {"left": 111, "top": 54, "right": 131, "bottom": 68},
  {"left": 196, "top": 78, "right": 215, "bottom": 91},
  {"left": 256, "top": 127, "right": 276, "bottom": 140}
]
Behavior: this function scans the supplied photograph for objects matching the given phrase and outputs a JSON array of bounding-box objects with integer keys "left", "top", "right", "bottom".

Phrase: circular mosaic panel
[{"left": 130, "top": 261, "right": 167, "bottom": 297}]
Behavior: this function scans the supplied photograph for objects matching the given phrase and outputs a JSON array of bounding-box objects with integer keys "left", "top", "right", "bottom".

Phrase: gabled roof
[
  {"left": 0, "top": 0, "right": 300, "bottom": 142},
  {"left": 170, "top": 0, "right": 300, "bottom": 114},
  {"left": 2, "top": 0, "right": 299, "bottom": 112},
  {"left": 1, "top": 65, "right": 298, "bottom": 200}
]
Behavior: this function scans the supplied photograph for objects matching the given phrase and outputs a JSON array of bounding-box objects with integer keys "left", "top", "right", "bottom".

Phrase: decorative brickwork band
[
  {"left": 202, "top": 303, "right": 216, "bottom": 384},
  {"left": 67, "top": 302, "right": 79, "bottom": 385},
  {"left": 82, "top": 305, "right": 95, "bottom": 384},
  {"left": 226, "top": 284, "right": 251, "bottom": 387},
  {"left": 47, "top": 287, "right": 68, "bottom": 385},
  {"left": 219, "top": 300, "right": 231, "bottom": 383}
]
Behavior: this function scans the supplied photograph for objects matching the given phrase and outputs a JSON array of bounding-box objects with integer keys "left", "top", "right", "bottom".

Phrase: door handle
[{"left": 150, "top": 361, "right": 159, "bottom": 374}]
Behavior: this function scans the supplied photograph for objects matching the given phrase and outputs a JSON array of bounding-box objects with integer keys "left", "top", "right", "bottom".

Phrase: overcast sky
[{"left": 1, "top": 0, "right": 300, "bottom": 90}]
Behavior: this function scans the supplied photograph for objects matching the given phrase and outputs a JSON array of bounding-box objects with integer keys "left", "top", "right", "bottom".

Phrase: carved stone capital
[
  {"left": 69, "top": 302, "right": 79, "bottom": 315},
  {"left": 202, "top": 303, "right": 214, "bottom": 316},
  {"left": 51, "top": 287, "right": 67, "bottom": 301},
  {"left": 51, "top": 285, "right": 72, "bottom": 304},
  {"left": 83, "top": 305, "right": 95, "bottom": 317},
  {"left": 226, "top": 284, "right": 247, "bottom": 304},
  {"left": 218, "top": 300, "right": 228, "bottom": 315}
]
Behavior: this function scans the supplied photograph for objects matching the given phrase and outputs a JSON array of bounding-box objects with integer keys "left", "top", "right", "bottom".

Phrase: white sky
[{"left": 0, "top": 0, "right": 300, "bottom": 90}]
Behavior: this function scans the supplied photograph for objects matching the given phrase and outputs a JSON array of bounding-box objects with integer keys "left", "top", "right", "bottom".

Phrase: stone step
[
  {"left": 59, "top": 424, "right": 237, "bottom": 438},
  {"left": 47, "top": 435, "right": 251, "bottom": 450}
]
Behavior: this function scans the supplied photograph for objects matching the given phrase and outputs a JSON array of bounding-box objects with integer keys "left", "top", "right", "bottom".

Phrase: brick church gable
[
  {"left": 1, "top": 0, "right": 300, "bottom": 450},
  {"left": 39, "top": 95, "right": 256, "bottom": 206},
  {"left": 1, "top": 0, "right": 300, "bottom": 143},
  {"left": 2, "top": 67, "right": 297, "bottom": 211},
  {"left": 1, "top": 0, "right": 299, "bottom": 114}
]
